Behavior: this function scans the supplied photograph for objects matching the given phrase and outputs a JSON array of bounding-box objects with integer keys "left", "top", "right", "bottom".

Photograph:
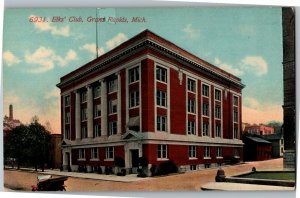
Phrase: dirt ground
[{"left": 4, "top": 158, "right": 284, "bottom": 191}]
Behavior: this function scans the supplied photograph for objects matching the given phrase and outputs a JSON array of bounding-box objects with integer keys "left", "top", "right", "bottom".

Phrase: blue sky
[{"left": 3, "top": 8, "right": 283, "bottom": 133}]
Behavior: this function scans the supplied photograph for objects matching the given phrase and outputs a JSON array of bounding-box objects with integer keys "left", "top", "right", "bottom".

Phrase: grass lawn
[{"left": 238, "top": 172, "right": 295, "bottom": 181}]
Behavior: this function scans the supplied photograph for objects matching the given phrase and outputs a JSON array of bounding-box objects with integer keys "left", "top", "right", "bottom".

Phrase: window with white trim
[
  {"left": 233, "top": 127, "right": 238, "bottom": 139},
  {"left": 91, "top": 148, "right": 98, "bottom": 159},
  {"left": 80, "top": 91, "right": 87, "bottom": 103},
  {"left": 216, "top": 147, "right": 222, "bottom": 157},
  {"left": 129, "top": 66, "right": 139, "bottom": 83},
  {"left": 215, "top": 105, "right": 221, "bottom": 119},
  {"left": 156, "top": 66, "right": 167, "bottom": 82},
  {"left": 108, "top": 121, "right": 117, "bottom": 136},
  {"left": 188, "top": 99, "right": 196, "bottom": 113},
  {"left": 108, "top": 79, "right": 117, "bottom": 93},
  {"left": 81, "top": 107, "right": 87, "bottom": 121},
  {"left": 105, "top": 147, "right": 114, "bottom": 160},
  {"left": 187, "top": 79, "right": 196, "bottom": 92},
  {"left": 233, "top": 111, "right": 238, "bottom": 122},
  {"left": 94, "top": 124, "right": 101, "bottom": 137},
  {"left": 215, "top": 89, "right": 221, "bottom": 101},
  {"left": 157, "top": 144, "right": 168, "bottom": 159},
  {"left": 204, "top": 146, "right": 211, "bottom": 158},
  {"left": 157, "top": 115, "right": 167, "bottom": 132},
  {"left": 202, "top": 84, "right": 209, "bottom": 97},
  {"left": 94, "top": 104, "right": 101, "bottom": 117},
  {"left": 189, "top": 145, "right": 196, "bottom": 158},
  {"left": 202, "top": 122, "right": 209, "bottom": 136},
  {"left": 78, "top": 148, "right": 85, "bottom": 159},
  {"left": 93, "top": 85, "right": 101, "bottom": 98},
  {"left": 108, "top": 100, "right": 117, "bottom": 114},
  {"left": 202, "top": 103, "right": 209, "bottom": 116},
  {"left": 65, "top": 95, "right": 70, "bottom": 106},
  {"left": 187, "top": 120, "right": 196, "bottom": 135},
  {"left": 64, "top": 127, "right": 70, "bottom": 140},
  {"left": 215, "top": 124, "right": 221, "bottom": 137},
  {"left": 65, "top": 111, "right": 70, "bottom": 124},
  {"left": 156, "top": 90, "right": 167, "bottom": 107},
  {"left": 233, "top": 96, "right": 238, "bottom": 106},
  {"left": 81, "top": 126, "right": 87, "bottom": 139},
  {"left": 129, "top": 90, "right": 139, "bottom": 107}
]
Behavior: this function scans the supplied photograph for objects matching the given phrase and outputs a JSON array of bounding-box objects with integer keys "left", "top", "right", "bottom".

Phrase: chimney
[{"left": 9, "top": 104, "right": 13, "bottom": 120}]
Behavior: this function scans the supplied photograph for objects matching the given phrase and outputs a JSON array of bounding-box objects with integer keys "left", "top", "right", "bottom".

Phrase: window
[
  {"left": 65, "top": 127, "right": 70, "bottom": 140},
  {"left": 80, "top": 91, "right": 87, "bottom": 103},
  {"left": 202, "top": 103, "right": 209, "bottom": 116},
  {"left": 190, "top": 165, "right": 196, "bottom": 170},
  {"left": 156, "top": 66, "right": 167, "bottom": 82},
  {"left": 202, "top": 122, "right": 209, "bottom": 136},
  {"left": 202, "top": 84, "right": 209, "bottom": 97},
  {"left": 187, "top": 79, "right": 196, "bottom": 92},
  {"left": 81, "top": 126, "right": 87, "bottom": 139},
  {"left": 189, "top": 145, "right": 196, "bottom": 158},
  {"left": 216, "top": 147, "right": 222, "bottom": 157},
  {"left": 156, "top": 90, "right": 167, "bottom": 107},
  {"left": 109, "top": 121, "right": 117, "bottom": 136},
  {"left": 91, "top": 148, "right": 98, "bottom": 159},
  {"left": 94, "top": 124, "right": 101, "bottom": 137},
  {"left": 108, "top": 100, "right": 117, "bottom": 114},
  {"left": 94, "top": 104, "right": 101, "bottom": 117},
  {"left": 233, "top": 96, "right": 238, "bottom": 106},
  {"left": 188, "top": 99, "right": 196, "bottom": 113},
  {"left": 78, "top": 148, "right": 85, "bottom": 159},
  {"left": 65, "top": 111, "right": 70, "bottom": 124},
  {"left": 233, "top": 111, "right": 238, "bottom": 122},
  {"left": 215, "top": 89, "right": 221, "bottom": 101},
  {"left": 205, "top": 164, "right": 210, "bottom": 169},
  {"left": 204, "top": 146, "right": 210, "bottom": 158},
  {"left": 108, "top": 79, "right": 117, "bottom": 93},
  {"left": 188, "top": 121, "right": 196, "bottom": 135},
  {"left": 233, "top": 128, "right": 238, "bottom": 139},
  {"left": 105, "top": 147, "right": 114, "bottom": 160},
  {"left": 93, "top": 85, "right": 101, "bottom": 98},
  {"left": 157, "top": 116, "right": 167, "bottom": 132},
  {"left": 81, "top": 108, "right": 87, "bottom": 121},
  {"left": 157, "top": 144, "right": 168, "bottom": 159},
  {"left": 215, "top": 124, "right": 221, "bottom": 137},
  {"left": 129, "top": 90, "right": 139, "bottom": 107},
  {"left": 65, "top": 95, "right": 70, "bottom": 106},
  {"left": 129, "top": 66, "right": 139, "bottom": 83},
  {"left": 215, "top": 105, "right": 221, "bottom": 119}
]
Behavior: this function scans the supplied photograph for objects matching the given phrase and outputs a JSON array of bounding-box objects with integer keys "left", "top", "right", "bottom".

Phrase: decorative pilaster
[
  {"left": 87, "top": 85, "right": 93, "bottom": 138},
  {"left": 117, "top": 72, "right": 122, "bottom": 134},
  {"left": 75, "top": 90, "right": 81, "bottom": 139},
  {"left": 101, "top": 79, "right": 108, "bottom": 136}
]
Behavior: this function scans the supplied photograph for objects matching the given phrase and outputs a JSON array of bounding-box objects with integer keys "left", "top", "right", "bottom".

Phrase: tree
[{"left": 266, "top": 121, "right": 283, "bottom": 134}]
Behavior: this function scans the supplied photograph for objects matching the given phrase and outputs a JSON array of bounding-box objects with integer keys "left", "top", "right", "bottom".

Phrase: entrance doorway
[{"left": 131, "top": 149, "right": 139, "bottom": 168}]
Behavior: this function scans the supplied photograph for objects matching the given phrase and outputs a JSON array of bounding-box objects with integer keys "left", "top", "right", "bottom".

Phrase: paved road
[{"left": 4, "top": 158, "right": 285, "bottom": 191}]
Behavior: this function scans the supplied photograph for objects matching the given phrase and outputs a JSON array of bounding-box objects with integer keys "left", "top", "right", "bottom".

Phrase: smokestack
[{"left": 9, "top": 104, "right": 13, "bottom": 120}]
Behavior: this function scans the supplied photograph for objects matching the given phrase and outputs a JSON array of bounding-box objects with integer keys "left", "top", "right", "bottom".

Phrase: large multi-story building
[{"left": 57, "top": 30, "right": 245, "bottom": 173}]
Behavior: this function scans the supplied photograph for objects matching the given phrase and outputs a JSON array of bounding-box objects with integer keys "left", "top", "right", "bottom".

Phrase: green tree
[{"left": 266, "top": 121, "right": 283, "bottom": 134}]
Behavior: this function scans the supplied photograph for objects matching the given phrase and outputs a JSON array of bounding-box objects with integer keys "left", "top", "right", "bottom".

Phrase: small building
[
  {"left": 262, "top": 133, "right": 284, "bottom": 158},
  {"left": 244, "top": 125, "right": 274, "bottom": 135},
  {"left": 243, "top": 135, "right": 272, "bottom": 161}
]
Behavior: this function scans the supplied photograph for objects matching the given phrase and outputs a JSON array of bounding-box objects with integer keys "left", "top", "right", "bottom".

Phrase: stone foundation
[{"left": 283, "top": 150, "right": 296, "bottom": 169}]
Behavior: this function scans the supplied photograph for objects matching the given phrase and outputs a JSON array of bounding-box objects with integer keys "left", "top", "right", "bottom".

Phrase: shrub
[
  {"left": 138, "top": 157, "right": 149, "bottom": 168},
  {"left": 150, "top": 164, "right": 157, "bottom": 177},
  {"left": 97, "top": 166, "right": 102, "bottom": 174},
  {"left": 105, "top": 166, "right": 112, "bottom": 175},
  {"left": 151, "top": 160, "right": 178, "bottom": 176},
  {"left": 114, "top": 157, "right": 125, "bottom": 168}
]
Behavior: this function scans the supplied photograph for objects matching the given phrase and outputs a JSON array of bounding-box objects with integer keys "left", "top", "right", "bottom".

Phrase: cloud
[
  {"left": 182, "top": 24, "right": 199, "bottom": 39},
  {"left": 45, "top": 88, "right": 60, "bottom": 99},
  {"left": 106, "top": 33, "right": 128, "bottom": 50},
  {"left": 214, "top": 57, "right": 243, "bottom": 76},
  {"left": 240, "top": 56, "right": 268, "bottom": 76},
  {"left": 25, "top": 46, "right": 77, "bottom": 73},
  {"left": 30, "top": 15, "right": 70, "bottom": 37},
  {"left": 3, "top": 51, "right": 21, "bottom": 66},
  {"left": 80, "top": 43, "right": 105, "bottom": 57},
  {"left": 4, "top": 91, "right": 20, "bottom": 106}
]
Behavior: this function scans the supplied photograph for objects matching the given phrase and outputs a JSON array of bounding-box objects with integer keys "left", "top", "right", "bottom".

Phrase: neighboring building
[
  {"left": 48, "top": 134, "right": 62, "bottom": 169},
  {"left": 282, "top": 8, "right": 295, "bottom": 169},
  {"left": 57, "top": 30, "right": 245, "bottom": 173},
  {"left": 243, "top": 135, "right": 272, "bottom": 161},
  {"left": 263, "top": 133, "right": 284, "bottom": 158},
  {"left": 3, "top": 104, "right": 21, "bottom": 139},
  {"left": 244, "top": 125, "right": 274, "bottom": 135}
]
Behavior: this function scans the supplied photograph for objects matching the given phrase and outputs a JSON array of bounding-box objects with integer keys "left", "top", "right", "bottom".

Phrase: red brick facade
[{"left": 57, "top": 30, "right": 244, "bottom": 173}]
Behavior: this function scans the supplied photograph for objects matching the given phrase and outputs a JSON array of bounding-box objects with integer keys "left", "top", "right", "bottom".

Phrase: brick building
[
  {"left": 57, "top": 30, "right": 245, "bottom": 173},
  {"left": 244, "top": 125, "right": 275, "bottom": 135}
]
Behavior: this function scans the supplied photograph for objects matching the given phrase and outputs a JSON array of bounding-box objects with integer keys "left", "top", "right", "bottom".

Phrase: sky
[{"left": 2, "top": 7, "right": 283, "bottom": 133}]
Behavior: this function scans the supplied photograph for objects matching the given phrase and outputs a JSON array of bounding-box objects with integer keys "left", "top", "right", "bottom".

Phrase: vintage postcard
[{"left": 2, "top": 7, "right": 296, "bottom": 192}]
